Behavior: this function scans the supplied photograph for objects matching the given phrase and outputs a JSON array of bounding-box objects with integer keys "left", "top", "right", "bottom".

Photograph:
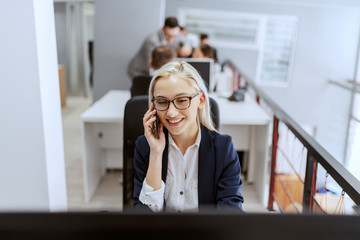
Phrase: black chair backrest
[
  {"left": 130, "top": 76, "right": 152, "bottom": 97},
  {"left": 209, "top": 97, "right": 219, "bottom": 131},
  {"left": 123, "top": 96, "right": 149, "bottom": 207},
  {"left": 123, "top": 96, "right": 220, "bottom": 207}
]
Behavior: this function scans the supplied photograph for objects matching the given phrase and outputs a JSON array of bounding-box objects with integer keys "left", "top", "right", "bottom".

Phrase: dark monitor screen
[
  {"left": 1, "top": 212, "right": 360, "bottom": 240},
  {"left": 177, "top": 58, "right": 214, "bottom": 92}
]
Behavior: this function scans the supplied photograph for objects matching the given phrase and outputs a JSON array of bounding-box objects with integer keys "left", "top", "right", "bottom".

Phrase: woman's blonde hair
[{"left": 148, "top": 61, "right": 216, "bottom": 132}]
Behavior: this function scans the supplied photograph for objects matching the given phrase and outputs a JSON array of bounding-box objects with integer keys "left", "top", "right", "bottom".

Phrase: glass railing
[{"left": 222, "top": 60, "right": 360, "bottom": 215}]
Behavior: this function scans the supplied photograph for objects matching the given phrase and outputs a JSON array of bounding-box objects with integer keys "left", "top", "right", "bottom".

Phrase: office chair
[
  {"left": 130, "top": 75, "right": 152, "bottom": 97},
  {"left": 123, "top": 96, "right": 220, "bottom": 208},
  {"left": 209, "top": 97, "right": 219, "bottom": 130},
  {"left": 123, "top": 95, "right": 149, "bottom": 208}
]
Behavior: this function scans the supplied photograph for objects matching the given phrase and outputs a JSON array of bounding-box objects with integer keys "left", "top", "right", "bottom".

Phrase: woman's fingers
[
  {"left": 143, "top": 104, "right": 164, "bottom": 141},
  {"left": 143, "top": 110, "right": 155, "bottom": 122},
  {"left": 144, "top": 113, "right": 157, "bottom": 136},
  {"left": 143, "top": 104, "right": 156, "bottom": 122}
]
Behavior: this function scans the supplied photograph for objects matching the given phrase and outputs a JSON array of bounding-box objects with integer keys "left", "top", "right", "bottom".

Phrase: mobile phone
[{"left": 153, "top": 114, "right": 160, "bottom": 139}]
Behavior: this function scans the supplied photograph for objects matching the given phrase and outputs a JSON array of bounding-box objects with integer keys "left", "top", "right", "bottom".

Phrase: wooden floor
[{"left": 62, "top": 96, "right": 271, "bottom": 213}]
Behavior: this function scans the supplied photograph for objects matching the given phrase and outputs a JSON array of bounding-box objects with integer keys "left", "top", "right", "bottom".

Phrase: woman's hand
[{"left": 143, "top": 103, "right": 166, "bottom": 156}]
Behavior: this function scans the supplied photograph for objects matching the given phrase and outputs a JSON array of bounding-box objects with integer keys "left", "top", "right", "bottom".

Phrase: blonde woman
[{"left": 133, "top": 61, "right": 243, "bottom": 212}]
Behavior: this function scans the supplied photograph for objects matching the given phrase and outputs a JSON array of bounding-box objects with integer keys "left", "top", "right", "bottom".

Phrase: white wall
[
  {"left": 166, "top": 0, "right": 360, "bottom": 163},
  {"left": 92, "top": 0, "right": 165, "bottom": 101},
  {"left": 0, "top": 0, "right": 67, "bottom": 211}
]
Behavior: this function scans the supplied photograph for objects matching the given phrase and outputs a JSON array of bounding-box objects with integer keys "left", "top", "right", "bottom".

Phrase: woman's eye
[
  {"left": 176, "top": 98, "right": 188, "bottom": 103},
  {"left": 157, "top": 100, "right": 168, "bottom": 105}
]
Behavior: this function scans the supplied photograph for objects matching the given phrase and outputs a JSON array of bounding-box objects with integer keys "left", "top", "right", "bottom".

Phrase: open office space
[{"left": 1, "top": 0, "right": 360, "bottom": 238}]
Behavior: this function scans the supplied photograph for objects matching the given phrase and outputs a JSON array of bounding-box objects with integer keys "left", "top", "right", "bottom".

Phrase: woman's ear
[{"left": 198, "top": 92, "right": 206, "bottom": 109}]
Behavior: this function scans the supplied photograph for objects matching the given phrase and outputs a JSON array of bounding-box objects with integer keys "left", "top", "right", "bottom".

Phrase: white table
[
  {"left": 81, "top": 90, "right": 271, "bottom": 205},
  {"left": 81, "top": 90, "right": 130, "bottom": 202}
]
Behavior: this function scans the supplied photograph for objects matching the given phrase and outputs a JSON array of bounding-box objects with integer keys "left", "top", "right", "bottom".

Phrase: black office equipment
[
  {"left": 130, "top": 75, "right": 152, "bottom": 97},
  {"left": 1, "top": 212, "right": 360, "bottom": 240},
  {"left": 153, "top": 114, "right": 160, "bottom": 139},
  {"left": 209, "top": 97, "right": 220, "bottom": 130},
  {"left": 177, "top": 58, "right": 214, "bottom": 92},
  {"left": 228, "top": 88, "right": 246, "bottom": 102}
]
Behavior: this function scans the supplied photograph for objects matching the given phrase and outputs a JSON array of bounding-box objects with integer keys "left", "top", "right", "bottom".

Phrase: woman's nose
[{"left": 166, "top": 101, "right": 178, "bottom": 117}]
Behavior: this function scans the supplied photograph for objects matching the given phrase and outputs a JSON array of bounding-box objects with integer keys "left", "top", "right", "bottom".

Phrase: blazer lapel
[{"left": 198, "top": 127, "right": 216, "bottom": 206}]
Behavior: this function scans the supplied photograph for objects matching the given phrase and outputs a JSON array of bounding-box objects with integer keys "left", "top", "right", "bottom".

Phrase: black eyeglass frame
[{"left": 151, "top": 92, "right": 201, "bottom": 111}]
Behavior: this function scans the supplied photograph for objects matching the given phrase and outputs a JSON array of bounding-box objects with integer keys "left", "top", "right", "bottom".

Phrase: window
[
  {"left": 178, "top": 8, "right": 298, "bottom": 86},
  {"left": 257, "top": 16, "right": 298, "bottom": 86},
  {"left": 179, "top": 8, "right": 261, "bottom": 49}
]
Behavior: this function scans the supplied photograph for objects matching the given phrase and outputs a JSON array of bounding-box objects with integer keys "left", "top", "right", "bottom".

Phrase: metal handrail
[
  {"left": 328, "top": 79, "right": 360, "bottom": 94},
  {"left": 223, "top": 60, "right": 360, "bottom": 206}
]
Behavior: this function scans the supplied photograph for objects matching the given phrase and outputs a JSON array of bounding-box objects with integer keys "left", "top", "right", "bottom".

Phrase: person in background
[
  {"left": 176, "top": 42, "right": 193, "bottom": 58},
  {"left": 130, "top": 45, "right": 176, "bottom": 97},
  {"left": 196, "top": 33, "right": 219, "bottom": 63},
  {"left": 133, "top": 61, "right": 244, "bottom": 212},
  {"left": 196, "top": 44, "right": 216, "bottom": 62},
  {"left": 149, "top": 45, "right": 176, "bottom": 76},
  {"left": 200, "top": 33, "right": 209, "bottom": 45},
  {"left": 180, "top": 26, "right": 199, "bottom": 49},
  {"left": 195, "top": 38, "right": 232, "bottom": 95},
  {"left": 176, "top": 27, "right": 199, "bottom": 58},
  {"left": 128, "top": 17, "right": 189, "bottom": 79},
  {"left": 192, "top": 43, "right": 222, "bottom": 92}
]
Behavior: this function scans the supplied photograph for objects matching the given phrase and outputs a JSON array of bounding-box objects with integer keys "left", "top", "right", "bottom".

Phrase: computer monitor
[
  {"left": 1, "top": 212, "right": 360, "bottom": 240},
  {"left": 177, "top": 58, "right": 215, "bottom": 92}
]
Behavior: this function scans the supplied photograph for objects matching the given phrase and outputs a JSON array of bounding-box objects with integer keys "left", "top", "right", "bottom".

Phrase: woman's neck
[{"left": 171, "top": 123, "right": 199, "bottom": 155}]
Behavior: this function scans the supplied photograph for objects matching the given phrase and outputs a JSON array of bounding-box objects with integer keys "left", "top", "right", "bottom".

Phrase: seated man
[
  {"left": 130, "top": 45, "right": 176, "bottom": 97},
  {"left": 149, "top": 45, "right": 176, "bottom": 76}
]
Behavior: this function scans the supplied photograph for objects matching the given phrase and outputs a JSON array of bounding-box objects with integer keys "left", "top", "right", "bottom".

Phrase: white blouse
[{"left": 139, "top": 127, "right": 201, "bottom": 212}]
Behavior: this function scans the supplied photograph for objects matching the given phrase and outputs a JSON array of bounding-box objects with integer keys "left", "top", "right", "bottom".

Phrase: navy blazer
[{"left": 133, "top": 126, "right": 244, "bottom": 211}]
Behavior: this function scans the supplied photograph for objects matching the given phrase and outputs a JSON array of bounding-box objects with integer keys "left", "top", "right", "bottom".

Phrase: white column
[{"left": 0, "top": 0, "right": 67, "bottom": 211}]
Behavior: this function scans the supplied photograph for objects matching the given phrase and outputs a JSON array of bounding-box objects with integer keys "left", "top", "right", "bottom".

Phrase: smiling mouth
[{"left": 167, "top": 118, "right": 183, "bottom": 126}]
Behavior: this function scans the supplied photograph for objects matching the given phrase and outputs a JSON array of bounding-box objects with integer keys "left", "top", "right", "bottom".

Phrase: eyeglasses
[{"left": 152, "top": 92, "right": 201, "bottom": 111}]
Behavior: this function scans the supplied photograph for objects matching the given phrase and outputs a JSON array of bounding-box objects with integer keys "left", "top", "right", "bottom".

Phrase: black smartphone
[{"left": 153, "top": 114, "right": 160, "bottom": 139}]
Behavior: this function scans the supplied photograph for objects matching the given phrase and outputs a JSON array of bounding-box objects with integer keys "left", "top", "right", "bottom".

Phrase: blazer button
[{"left": 180, "top": 191, "right": 183, "bottom": 195}]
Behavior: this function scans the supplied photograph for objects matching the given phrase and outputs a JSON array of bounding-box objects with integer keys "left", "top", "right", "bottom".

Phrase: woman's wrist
[
  {"left": 149, "top": 150, "right": 163, "bottom": 161},
  {"left": 146, "top": 151, "right": 163, "bottom": 191}
]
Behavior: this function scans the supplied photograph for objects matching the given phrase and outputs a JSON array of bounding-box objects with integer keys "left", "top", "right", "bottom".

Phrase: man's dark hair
[
  {"left": 200, "top": 44, "right": 215, "bottom": 60},
  {"left": 164, "top": 17, "right": 179, "bottom": 28},
  {"left": 151, "top": 45, "right": 176, "bottom": 70},
  {"left": 200, "top": 33, "right": 208, "bottom": 40}
]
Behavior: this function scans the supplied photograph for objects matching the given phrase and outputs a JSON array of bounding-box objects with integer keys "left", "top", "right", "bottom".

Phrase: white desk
[
  {"left": 81, "top": 90, "right": 271, "bottom": 205},
  {"left": 81, "top": 90, "right": 130, "bottom": 202}
]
